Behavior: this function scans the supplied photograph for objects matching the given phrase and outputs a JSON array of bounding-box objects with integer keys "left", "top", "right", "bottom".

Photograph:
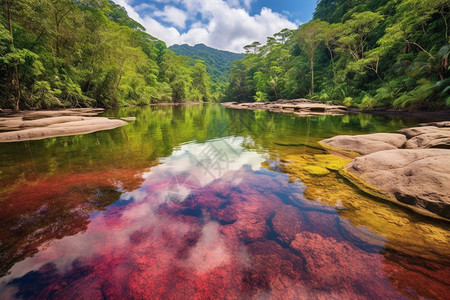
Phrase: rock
[
  {"left": 341, "top": 149, "right": 450, "bottom": 220},
  {"left": 221, "top": 99, "right": 347, "bottom": 117},
  {"left": 21, "top": 116, "right": 86, "bottom": 128},
  {"left": 398, "top": 126, "right": 450, "bottom": 138},
  {"left": 0, "top": 117, "right": 23, "bottom": 131},
  {"left": 406, "top": 136, "right": 450, "bottom": 149},
  {"left": 319, "top": 133, "right": 407, "bottom": 157},
  {"left": 398, "top": 126, "right": 450, "bottom": 149},
  {"left": 420, "top": 121, "right": 450, "bottom": 128},
  {"left": 0, "top": 117, "right": 127, "bottom": 142},
  {"left": 20, "top": 108, "right": 104, "bottom": 120}
]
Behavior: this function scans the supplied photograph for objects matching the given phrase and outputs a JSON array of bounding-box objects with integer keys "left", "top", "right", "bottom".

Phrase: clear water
[{"left": 0, "top": 105, "right": 449, "bottom": 299}]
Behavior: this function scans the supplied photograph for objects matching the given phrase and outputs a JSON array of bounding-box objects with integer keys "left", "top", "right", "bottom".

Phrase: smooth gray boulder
[
  {"left": 0, "top": 117, "right": 126, "bottom": 142},
  {"left": 420, "top": 121, "right": 450, "bottom": 128},
  {"left": 399, "top": 126, "right": 450, "bottom": 149},
  {"left": 319, "top": 133, "right": 407, "bottom": 157}
]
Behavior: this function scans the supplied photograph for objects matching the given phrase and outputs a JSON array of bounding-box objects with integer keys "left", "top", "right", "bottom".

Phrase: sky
[{"left": 110, "top": 0, "right": 317, "bottom": 53}]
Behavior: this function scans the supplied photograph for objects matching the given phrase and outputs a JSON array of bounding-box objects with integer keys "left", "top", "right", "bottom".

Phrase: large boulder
[
  {"left": 0, "top": 117, "right": 127, "bottom": 142},
  {"left": 341, "top": 149, "right": 450, "bottom": 220},
  {"left": 420, "top": 121, "right": 450, "bottom": 128},
  {"left": 319, "top": 133, "right": 407, "bottom": 157},
  {"left": 398, "top": 126, "right": 450, "bottom": 149}
]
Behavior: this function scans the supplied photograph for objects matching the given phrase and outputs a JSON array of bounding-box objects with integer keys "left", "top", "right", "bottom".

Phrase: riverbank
[
  {"left": 221, "top": 99, "right": 450, "bottom": 120},
  {"left": 0, "top": 109, "right": 129, "bottom": 143},
  {"left": 348, "top": 108, "right": 450, "bottom": 121},
  {"left": 221, "top": 99, "right": 348, "bottom": 116}
]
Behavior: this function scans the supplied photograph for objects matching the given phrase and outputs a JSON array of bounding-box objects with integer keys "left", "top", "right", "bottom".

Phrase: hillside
[
  {"left": 0, "top": 1, "right": 217, "bottom": 109},
  {"left": 226, "top": 0, "right": 450, "bottom": 110},
  {"left": 169, "top": 44, "right": 244, "bottom": 83}
]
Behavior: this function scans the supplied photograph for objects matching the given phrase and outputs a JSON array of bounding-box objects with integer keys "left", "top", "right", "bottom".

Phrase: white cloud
[
  {"left": 111, "top": 0, "right": 298, "bottom": 53},
  {"left": 134, "top": 3, "right": 155, "bottom": 11},
  {"left": 154, "top": 6, "right": 188, "bottom": 29}
]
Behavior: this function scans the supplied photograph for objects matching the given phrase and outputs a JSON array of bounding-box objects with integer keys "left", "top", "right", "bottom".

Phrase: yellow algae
[
  {"left": 302, "top": 165, "right": 330, "bottom": 176},
  {"left": 276, "top": 150, "right": 450, "bottom": 263},
  {"left": 312, "top": 154, "right": 352, "bottom": 171},
  {"left": 318, "top": 141, "right": 361, "bottom": 158}
]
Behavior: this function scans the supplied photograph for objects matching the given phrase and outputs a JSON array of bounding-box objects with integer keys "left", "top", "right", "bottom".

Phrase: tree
[
  {"left": 337, "top": 12, "right": 383, "bottom": 60},
  {"left": 274, "top": 28, "right": 292, "bottom": 45},
  {"left": 243, "top": 41, "right": 261, "bottom": 54},
  {"left": 1, "top": 0, "right": 21, "bottom": 110},
  {"left": 297, "top": 20, "right": 328, "bottom": 95}
]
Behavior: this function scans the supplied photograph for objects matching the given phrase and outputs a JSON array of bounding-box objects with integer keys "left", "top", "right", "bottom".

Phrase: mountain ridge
[{"left": 169, "top": 44, "right": 245, "bottom": 83}]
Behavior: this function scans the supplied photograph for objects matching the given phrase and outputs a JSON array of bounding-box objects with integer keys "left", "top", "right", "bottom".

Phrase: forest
[
  {"left": 1, "top": 0, "right": 449, "bottom": 110},
  {"left": 169, "top": 44, "right": 244, "bottom": 84},
  {"left": 226, "top": 0, "right": 450, "bottom": 110},
  {"left": 0, "top": 0, "right": 217, "bottom": 110}
]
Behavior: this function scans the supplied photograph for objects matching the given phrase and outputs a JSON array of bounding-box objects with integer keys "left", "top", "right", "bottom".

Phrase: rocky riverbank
[
  {"left": 319, "top": 121, "right": 450, "bottom": 220},
  {"left": 221, "top": 99, "right": 348, "bottom": 116},
  {"left": 0, "top": 109, "right": 129, "bottom": 142}
]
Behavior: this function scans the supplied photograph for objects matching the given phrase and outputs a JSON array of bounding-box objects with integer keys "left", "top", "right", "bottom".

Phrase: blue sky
[
  {"left": 112, "top": 0, "right": 317, "bottom": 52},
  {"left": 250, "top": 1, "right": 317, "bottom": 24}
]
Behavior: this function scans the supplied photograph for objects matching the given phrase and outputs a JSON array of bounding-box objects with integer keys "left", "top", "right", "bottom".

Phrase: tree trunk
[
  {"left": 6, "top": 0, "right": 13, "bottom": 43},
  {"left": 6, "top": 0, "right": 21, "bottom": 111},
  {"left": 310, "top": 52, "right": 315, "bottom": 96},
  {"left": 14, "top": 65, "right": 21, "bottom": 111},
  {"left": 55, "top": 11, "right": 60, "bottom": 57},
  {"left": 327, "top": 46, "right": 337, "bottom": 85}
]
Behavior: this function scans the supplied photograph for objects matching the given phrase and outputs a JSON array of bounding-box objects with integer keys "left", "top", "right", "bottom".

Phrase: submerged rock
[
  {"left": 342, "top": 149, "right": 450, "bottom": 220},
  {"left": 319, "top": 133, "right": 407, "bottom": 157}
]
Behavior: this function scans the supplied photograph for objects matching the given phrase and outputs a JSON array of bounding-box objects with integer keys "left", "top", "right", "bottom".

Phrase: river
[{"left": 0, "top": 105, "right": 449, "bottom": 299}]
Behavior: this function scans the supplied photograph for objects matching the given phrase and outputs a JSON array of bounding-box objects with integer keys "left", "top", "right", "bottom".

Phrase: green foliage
[
  {"left": 169, "top": 44, "right": 244, "bottom": 83},
  {"left": 0, "top": 0, "right": 214, "bottom": 109},
  {"left": 168, "top": 44, "right": 244, "bottom": 102},
  {"left": 254, "top": 91, "right": 268, "bottom": 102},
  {"left": 225, "top": 0, "right": 450, "bottom": 110}
]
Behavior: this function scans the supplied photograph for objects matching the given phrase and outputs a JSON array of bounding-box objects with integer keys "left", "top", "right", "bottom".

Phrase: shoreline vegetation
[
  {"left": 225, "top": 0, "right": 449, "bottom": 111},
  {"left": 1, "top": 0, "right": 449, "bottom": 111}
]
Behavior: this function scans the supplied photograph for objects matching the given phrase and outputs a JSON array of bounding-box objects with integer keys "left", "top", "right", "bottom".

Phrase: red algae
[
  {"left": 1, "top": 164, "right": 449, "bottom": 300},
  {"left": 1, "top": 135, "right": 450, "bottom": 300}
]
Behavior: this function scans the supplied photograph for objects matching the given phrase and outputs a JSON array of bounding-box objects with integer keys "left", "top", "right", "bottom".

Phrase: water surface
[{"left": 0, "top": 105, "right": 449, "bottom": 299}]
